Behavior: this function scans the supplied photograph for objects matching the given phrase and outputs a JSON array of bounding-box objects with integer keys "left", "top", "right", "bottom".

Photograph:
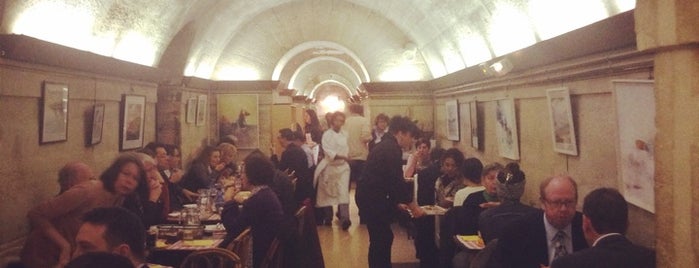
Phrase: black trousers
[{"left": 366, "top": 218, "right": 394, "bottom": 268}]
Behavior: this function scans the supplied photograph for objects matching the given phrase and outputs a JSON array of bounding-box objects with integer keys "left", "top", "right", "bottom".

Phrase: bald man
[{"left": 57, "top": 161, "right": 94, "bottom": 194}]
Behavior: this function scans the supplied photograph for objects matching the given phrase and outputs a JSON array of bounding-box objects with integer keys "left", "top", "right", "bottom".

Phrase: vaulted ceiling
[{"left": 0, "top": 0, "right": 634, "bottom": 99}]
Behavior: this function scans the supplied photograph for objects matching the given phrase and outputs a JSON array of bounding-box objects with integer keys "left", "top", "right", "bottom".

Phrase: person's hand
[
  {"left": 148, "top": 178, "right": 163, "bottom": 202},
  {"left": 183, "top": 189, "right": 198, "bottom": 202},
  {"left": 223, "top": 186, "right": 239, "bottom": 202},
  {"left": 214, "top": 162, "right": 226, "bottom": 171},
  {"left": 169, "top": 169, "right": 184, "bottom": 183},
  {"left": 479, "top": 201, "right": 501, "bottom": 209}
]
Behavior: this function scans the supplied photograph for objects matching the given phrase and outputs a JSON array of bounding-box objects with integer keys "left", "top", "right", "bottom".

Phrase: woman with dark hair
[
  {"left": 435, "top": 148, "right": 466, "bottom": 208},
  {"left": 404, "top": 138, "right": 431, "bottom": 178},
  {"left": 303, "top": 109, "right": 323, "bottom": 145},
  {"left": 220, "top": 154, "right": 284, "bottom": 268},
  {"left": 21, "top": 153, "right": 147, "bottom": 268},
  {"left": 179, "top": 145, "right": 224, "bottom": 191}
]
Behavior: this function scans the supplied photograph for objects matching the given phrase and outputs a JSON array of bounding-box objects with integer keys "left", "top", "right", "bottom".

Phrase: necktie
[{"left": 553, "top": 230, "right": 568, "bottom": 259}]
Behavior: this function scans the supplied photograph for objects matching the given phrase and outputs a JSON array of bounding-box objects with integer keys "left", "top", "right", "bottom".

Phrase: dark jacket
[
  {"left": 478, "top": 201, "right": 538, "bottom": 243},
  {"left": 550, "top": 234, "right": 655, "bottom": 268},
  {"left": 355, "top": 134, "right": 411, "bottom": 222},
  {"left": 277, "top": 143, "right": 314, "bottom": 205},
  {"left": 180, "top": 161, "right": 219, "bottom": 191},
  {"left": 221, "top": 187, "right": 284, "bottom": 268},
  {"left": 489, "top": 210, "right": 588, "bottom": 268}
]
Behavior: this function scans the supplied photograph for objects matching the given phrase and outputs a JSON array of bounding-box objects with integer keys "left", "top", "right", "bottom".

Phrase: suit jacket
[
  {"left": 550, "top": 234, "right": 655, "bottom": 268},
  {"left": 489, "top": 210, "right": 588, "bottom": 268}
]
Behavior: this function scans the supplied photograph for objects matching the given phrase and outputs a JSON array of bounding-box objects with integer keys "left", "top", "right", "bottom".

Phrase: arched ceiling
[{"left": 1, "top": 0, "right": 634, "bottom": 99}]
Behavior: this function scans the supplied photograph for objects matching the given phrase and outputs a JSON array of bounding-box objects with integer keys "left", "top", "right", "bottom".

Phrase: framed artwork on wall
[
  {"left": 613, "top": 80, "right": 655, "bottom": 213},
  {"left": 469, "top": 102, "right": 479, "bottom": 149},
  {"left": 459, "top": 102, "right": 471, "bottom": 145},
  {"left": 495, "top": 98, "right": 520, "bottom": 160},
  {"left": 120, "top": 95, "right": 146, "bottom": 151},
  {"left": 89, "top": 103, "right": 105, "bottom": 146},
  {"left": 186, "top": 97, "right": 196, "bottom": 124},
  {"left": 40, "top": 82, "right": 69, "bottom": 144},
  {"left": 196, "top": 95, "right": 207, "bottom": 126},
  {"left": 445, "top": 99, "right": 459, "bottom": 141},
  {"left": 218, "top": 94, "right": 259, "bottom": 149},
  {"left": 546, "top": 87, "right": 578, "bottom": 155}
]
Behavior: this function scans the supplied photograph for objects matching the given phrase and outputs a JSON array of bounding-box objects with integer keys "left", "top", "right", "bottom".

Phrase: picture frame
[
  {"left": 218, "top": 94, "right": 259, "bottom": 149},
  {"left": 546, "top": 87, "right": 578, "bottom": 155},
  {"left": 120, "top": 95, "right": 146, "bottom": 151},
  {"left": 40, "top": 82, "right": 69, "bottom": 144},
  {"left": 469, "top": 102, "right": 479, "bottom": 149},
  {"left": 495, "top": 98, "right": 520, "bottom": 160},
  {"left": 186, "top": 97, "right": 196, "bottom": 124},
  {"left": 89, "top": 103, "right": 105, "bottom": 145},
  {"left": 613, "top": 80, "right": 655, "bottom": 213},
  {"left": 459, "top": 102, "right": 471, "bottom": 144},
  {"left": 445, "top": 99, "right": 460, "bottom": 141},
  {"left": 196, "top": 95, "right": 207, "bottom": 126}
]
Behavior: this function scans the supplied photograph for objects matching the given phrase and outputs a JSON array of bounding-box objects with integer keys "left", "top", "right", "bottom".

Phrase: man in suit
[
  {"left": 551, "top": 188, "right": 655, "bottom": 268},
  {"left": 489, "top": 175, "right": 588, "bottom": 268}
]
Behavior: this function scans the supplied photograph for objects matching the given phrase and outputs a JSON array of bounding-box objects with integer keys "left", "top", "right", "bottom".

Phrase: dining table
[{"left": 147, "top": 224, "right": 227, "bottom": 267}]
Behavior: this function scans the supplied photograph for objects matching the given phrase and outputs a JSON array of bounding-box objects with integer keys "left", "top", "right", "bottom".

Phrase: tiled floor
[{"left": 316, "top": 187, "right": 420, "bottom": 268}]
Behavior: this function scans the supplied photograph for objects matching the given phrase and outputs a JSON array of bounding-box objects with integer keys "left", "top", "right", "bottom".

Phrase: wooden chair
[
  {"left": 179, "top": 247, "right": 241, "bottom": 268},
  {"left": 259, "top": 237, "right": 283, "bottom": 268},
  {"left": 294, "top": 205, "right": 308, "bottom": 237},
  {"left": 226, "top": 227, "right": 253, "bottom": 268}
]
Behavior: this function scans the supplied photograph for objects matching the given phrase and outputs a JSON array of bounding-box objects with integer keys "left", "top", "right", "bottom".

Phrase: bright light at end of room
[{"left": 319, "top": 95, "right": 346, "bottom": 115}]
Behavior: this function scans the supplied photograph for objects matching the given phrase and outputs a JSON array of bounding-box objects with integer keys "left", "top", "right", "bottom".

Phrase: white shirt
[
  {"left": 452, "top": 186, "right": 485, "bottom": 207},
  {"left": 322, "top": 128, "right": 349, "bottom": 162},
  {"left": 543, "top": 214, "right": 573, "bottom": 264}
]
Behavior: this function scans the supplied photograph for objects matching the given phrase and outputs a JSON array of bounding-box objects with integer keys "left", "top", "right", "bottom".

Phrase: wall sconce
[{"left": 480, "top": 58, "right": 513, "bottom": 77}]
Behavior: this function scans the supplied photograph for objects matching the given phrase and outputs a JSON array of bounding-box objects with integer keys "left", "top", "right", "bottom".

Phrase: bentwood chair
[
  {"left": 179, "top": 247, "right": 241, "bottom": 268},
  {"left": 226, "top": 227, "right": 253, "bottom": 268},
  {"left": 259, "top": 237, "right": 284, "bottom": 268}
]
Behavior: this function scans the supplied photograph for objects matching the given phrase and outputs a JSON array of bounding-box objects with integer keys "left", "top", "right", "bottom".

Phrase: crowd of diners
[{"left": 16, "top": 103, "right": 656, "bottom": 268}]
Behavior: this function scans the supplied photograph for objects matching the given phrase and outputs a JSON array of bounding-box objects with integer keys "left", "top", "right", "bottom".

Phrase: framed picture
[
  {"left": 40, "top": 82, "right": 69, "bottom": 144},
  {"left": 470, "top": 102, "right": 479, "bottom": 149},
  {"left": 196, "top": 95, "right": 207, "bottom": 126},
  {"left": 218, "top": 94, "right": 259, "bottom": 149},
  {"left": 445, "top": 99, "right": 459, "bottom": 141},
  {"left": 495, "top": 98, "right": 520, "bottom": 160},
  {"left": 546, "top": 87, "right": 578, "bottom": 155},
  {"left": 613, "top": 80, "right": 655, "bottom": 213},
  {"left": 89, "top": 103, "right": 105, "bottom": 145},
  {"left": 186, "top": 97, "right": 196, "bottom": 124},
  {"left": 120, "top": 95, "right": 146, "bottom": 151}
]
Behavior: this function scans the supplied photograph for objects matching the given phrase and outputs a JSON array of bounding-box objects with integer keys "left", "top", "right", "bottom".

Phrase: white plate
[{"left": 167, "top": 212, "right": 181, "bottom": 217}]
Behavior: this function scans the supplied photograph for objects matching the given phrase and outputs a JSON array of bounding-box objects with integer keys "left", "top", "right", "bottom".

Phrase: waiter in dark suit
[
  {"left": 356, "top": 115, "right": 425, "bottom": 268},
  {"left": 551, "top": 187, "right": 655, "bottom": 268},
  {"left": 490, "top": 175, "right": 588, "bottom": 268}
]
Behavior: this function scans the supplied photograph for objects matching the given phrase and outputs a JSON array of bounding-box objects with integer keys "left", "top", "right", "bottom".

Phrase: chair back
[
  {"left": 226, "top": 227, "right": 253, "bottom": 268},
  {"left": 259, "top": 238, "right": 284, "bottom": 268},
  {"left": 294, "top": 205, "right": 308, "bottom": 237},
  {"left": 179, "top": 247, "right": 241, "bottom": 268}
]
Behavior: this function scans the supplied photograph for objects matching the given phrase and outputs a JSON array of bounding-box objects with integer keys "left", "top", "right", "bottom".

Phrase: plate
[
  {"left": 167, "top": 212, "right": 181, "bottom": 217},
  {"left": 420, "top": 205, "right": 447, "bottom": 215}
]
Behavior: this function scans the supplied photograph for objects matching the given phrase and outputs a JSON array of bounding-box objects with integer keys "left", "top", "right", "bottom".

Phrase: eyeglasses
[{"left": 543, "top": 199, "right": 576, "bottom": 209}]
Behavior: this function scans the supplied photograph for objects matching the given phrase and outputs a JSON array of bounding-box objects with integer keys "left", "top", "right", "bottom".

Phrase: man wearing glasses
[{"left": 489, "top": 175, "right": 588, "bottom": 268}]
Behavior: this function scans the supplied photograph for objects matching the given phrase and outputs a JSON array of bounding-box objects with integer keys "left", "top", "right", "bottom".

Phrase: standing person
[
  {"left": 551, "top": 188, "right": 655, "bottom": 268},
  {"left": 314, "top": 111, "right": 352, "bottom": 229},
  {"left": 21, "top": 153, "right": 147, "bottom": 268},
  {"left": 344, "top": 104, "right": 372, "bottom": 185},
  {"left": 57, "top": 161, "right": 95, "bottom": 195},
  {"left": 368, "top": 113, "right": 389, "bottom": 152},
  {"left": 303, "top": 109, "right": 323, "bottom": 146},
  {"left": 356, "top": 115, "right": 425, "bottom": 268},
  {"left": 72, "top": 207, "right": 150, "bottom": 268},
  {"left": 276, "top": 128, "right": 314, "bottom": 206},
  {"left": 179, "top": 146, "right": 224, "bottom": 191},
  {"left": 490, "top": 175, "right": 588, "bottom": 268}
]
